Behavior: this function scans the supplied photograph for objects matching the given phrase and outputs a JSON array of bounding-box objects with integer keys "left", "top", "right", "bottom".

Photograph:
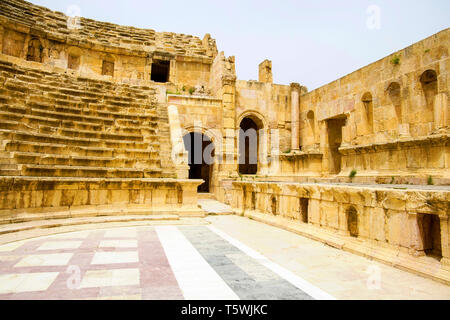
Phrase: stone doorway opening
[
  {"left": 183, "top": 132, "right": 214, "bottom": 193},
  {"left": 347, "top": 206, "right": 358, "bottom": 237},
  {"left": 300, "top": 198, "right": 309, "bottom": 223},
  {"left": 418, "top": 214, "right": 442, "bottom": 259},
  {"left": 326, "top": 117, "right": 346, "bottom": 174},
  {"left": 239, "top": 117, "right": 262, "bottom": 175},
  {"left": 151, "top": 60, "right": 170, "bottom": 83}
]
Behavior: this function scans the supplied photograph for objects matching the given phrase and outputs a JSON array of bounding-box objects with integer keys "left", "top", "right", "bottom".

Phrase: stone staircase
[{"left": 0, "top": 58, "right": 176, "bottom": 179}]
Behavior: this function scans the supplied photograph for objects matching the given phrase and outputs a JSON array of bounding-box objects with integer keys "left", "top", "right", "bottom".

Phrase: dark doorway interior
[
  {"left": 300, "top": 198, "right": 309, "bottom": 223},
  {"left": 239, "top": 117, "right": 259, "bottom": 175},
  {"left": 327, "top": 117, "right": 346, "bottom": 174},
  {"left": 183, "top": 132, "right": 214, "bottom": 193},
  {"left": 347, "top": 207, "right": 358, "bottom": 237},
  {"left": 418, "top": 214, "right": 442, "bottom": 259},
  {"left": 151, "top": 60, "right": 170, "bottom": 83}
]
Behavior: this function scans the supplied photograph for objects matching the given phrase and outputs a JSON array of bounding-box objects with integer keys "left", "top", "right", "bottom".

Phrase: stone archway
[
  {"left": 238, "top": 112, "right": 265, "bottom": 175},
  {"left": 183, "top": 132, "right": 215, "bottom": 193}
]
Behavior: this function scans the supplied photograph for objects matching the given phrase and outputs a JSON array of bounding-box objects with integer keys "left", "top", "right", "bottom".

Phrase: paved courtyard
[{"left": 0, "top": 215, "right": 448, "bottom": 300}]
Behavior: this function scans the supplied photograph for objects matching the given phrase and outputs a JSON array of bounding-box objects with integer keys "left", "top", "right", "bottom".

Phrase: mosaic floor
[{"left": 0, "top": 225, "right": 330, "bottom": 300}]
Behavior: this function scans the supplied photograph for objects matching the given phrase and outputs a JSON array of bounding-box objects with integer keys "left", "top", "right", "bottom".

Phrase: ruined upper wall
[
  {"left": 0, "top": 0, "right": 217, "bottom": 58},
  {"left": 299, "top": 28, "right": 449, "bottom": 147}
]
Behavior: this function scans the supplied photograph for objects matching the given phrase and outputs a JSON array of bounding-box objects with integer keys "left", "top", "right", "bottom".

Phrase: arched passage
[
  {"left": 239, "top": 116, "right": 263, "bottom": 175},
  {"left": 183, "top": 132, "right": 215, "bottom": 193}
]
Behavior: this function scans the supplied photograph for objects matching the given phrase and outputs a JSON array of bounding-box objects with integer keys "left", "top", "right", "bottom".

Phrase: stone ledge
[
  {"left": 0, "top": 216, "right": 210, "bottom": 247},
  {"left": 339, "top": 133, "right": 449, "bottom": 154},
  {"left": 238, "top": 210, "right": 450, "bottom": 285},
  {"left": 0, "top": 214, "right": 180, "bottom": 236}
]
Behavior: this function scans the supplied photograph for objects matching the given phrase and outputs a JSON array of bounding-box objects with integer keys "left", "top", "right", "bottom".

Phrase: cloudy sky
[{"left": 31, "top": 0, "right": 449, "bottom": 90}]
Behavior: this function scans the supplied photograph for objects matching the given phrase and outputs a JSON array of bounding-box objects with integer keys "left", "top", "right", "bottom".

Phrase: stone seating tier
[
  {"left": 0, "top": 0, "right": 214, "bottom": 58},
  {"left": 0, "top": 58, "right": 175, "bottom": 179}
]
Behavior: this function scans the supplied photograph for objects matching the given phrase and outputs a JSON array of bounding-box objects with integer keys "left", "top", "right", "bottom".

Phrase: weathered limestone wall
[
  {"left": 168, "top": 94, "right": 223, "bottom": 193},
  {"left": 0, "top": 0, "right": 217, "bottom": 88},
  {"left": 296, "top": 29, "right": 449, "bottom": 183},
  {"left": 231, "top": 181, "right": 450, "bottom": 284},
  {"left": 169, "top": 95, "right": 222, "bottom": 133},
  {"left": 0, "top": 178, "right": 205, "bottom": 221},
  {"left": 174, "top": 56, "right": 212, "bottom": 90},
  {"left": 236, "top": 80, "right": 292, "bottom": 157}
]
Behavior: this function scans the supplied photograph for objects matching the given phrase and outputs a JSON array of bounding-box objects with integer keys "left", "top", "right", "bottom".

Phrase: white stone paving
[{"left": 156, "top": 226, "right": 239, "bottom": 300}]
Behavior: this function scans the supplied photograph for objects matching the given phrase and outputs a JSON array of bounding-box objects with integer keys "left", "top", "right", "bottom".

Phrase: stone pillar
[
  {"left": 167, "top": 105, "right": 189, "bottom": 179},
  {"left": 399, "top": 85, "right": 411, "bottom": 138},
  {"left": 341, "top": 113, "right": 351, "bottom": 148},
  {"left": 21, "top": 34, "right": 31, "bottom": 60},
  {"left": 290, "top": 83, "right": 301, "bottom": 152},
  {"left": 221, "top": 74, "right": 238, "bottom": 177},
  {"left": 320, "top": 120, "right": 329, "bottom": 173},
  {"left": 144, "top": 56, "right": 152, "bottom": 82},
  {"left": 433, "top": 93, "right": 448, "bottom": 133},
  {"left": 258, "top": 127, "right": 269, "bottom": 175},
  {"left": 269, "top": 128, "right": 281, "bottom": 176},
  {"left": 439, "top": 214, "right": 449, "bottom": 269},
  {"left": 407, "top": 212, "right": 423, "bottom": 256},
  {"left": 0, "top": 25, "right": 4, "bottom": 54},
  {"left": 258, "top": 59, "right": 272, "bottom": 83},
  {"left": 169, "top": 59, "right": 176, "bottom": 83}
]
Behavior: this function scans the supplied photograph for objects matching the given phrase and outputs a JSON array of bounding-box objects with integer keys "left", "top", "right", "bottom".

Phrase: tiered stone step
[
  {"left": 0, "top": 58, "right": 175, "bottom": 179},
  {"left": 0, "top": 0, "right": 213, "bottom": 58}
]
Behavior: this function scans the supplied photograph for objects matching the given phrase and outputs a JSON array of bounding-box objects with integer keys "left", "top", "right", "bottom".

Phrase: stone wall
[
  {"left": 231, "top": 181, "right": 450, "bottom": 284},
  {"left": 0, "top": 177, "right": 204, "bottom": 221},
  {"left": 296, "top": 29, "right": 449, "bottom": 182},
  {"left": 236, "top": 80, "right": 292, "bottom": 160},
  {"left": 0, "top": 0, "right": 217, "bottom": 88}
]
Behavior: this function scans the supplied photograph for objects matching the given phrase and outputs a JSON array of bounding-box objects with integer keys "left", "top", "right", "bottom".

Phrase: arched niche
[
  {"left": 361, "top": 92, "right": 374, "bottom": 133},
  {"left": 237, "top": 111, "right": 265, "bottom": 175},
  {"left": 26, "top": 38, "right": 43, "bottom": 63}
]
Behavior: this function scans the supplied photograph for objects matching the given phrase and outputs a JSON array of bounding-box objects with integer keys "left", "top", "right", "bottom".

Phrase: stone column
[
  {"left": 398, "top": 99, "right": 411, "bottom": 137},
  {"left": 407, "top": 212, "right": 423, "bottom": 256},
  {"left": 433, "top": 93, "right": 448, "bottom": 133},
  {"left": 290, "top": 83, "right": 301, "bottom": 151},
  {"left": 258, "top": 127, "right": 269, "bottom": 175},
  {"left": 269, "top": 128, "right": 281, "bottom": 176},
  {"left": 341, "top": 113, "right": 351, "bottom": 148},
  {"left": 167, "top": 105, "right": 189, "bottom": 179},
  {"left": 399, "top": 85, "right": 411, "bottom": 138},
  {"left": 144, "top": 56, "right": 152, "bottom": 82},
  {"left": 169, "top": 59, "right": 176, "bottom": 83},
  {"left": 21, "top": 34, "right": 31, "bottom": 60},
  {"left": 221, "top": 75, "right": 238, "bottom": 177},
  {"left": 0, "top": 25, "right": 4, "bottom": 54},
  {"left": 320, "top": 120, "right": 329, "bottom": 173},
  {"left": 439, "top": 214, "right": 449, "bottom": 270}
]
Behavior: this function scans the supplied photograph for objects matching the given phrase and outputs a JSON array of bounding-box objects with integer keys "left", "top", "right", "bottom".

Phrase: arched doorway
[
  {"left": 183, "top": 132, "right": 214, "bottom": 193},
  {"left": 239, "top": 116, "right": 263, "bottom": 175}
]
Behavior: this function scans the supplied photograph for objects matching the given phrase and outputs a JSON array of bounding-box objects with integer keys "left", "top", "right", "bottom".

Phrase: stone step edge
[
  {"left": 0, "top": 206, "right": 207, "bottom": 225},
  {"left": 0, "top": 214, "right": 181, "bottom": 236},
  {"left": 237, "top": 209, "right": 450, "bottom": 286}
]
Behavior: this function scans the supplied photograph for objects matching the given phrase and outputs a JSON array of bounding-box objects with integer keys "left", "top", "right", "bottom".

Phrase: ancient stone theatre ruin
[{"left": 0, "top": 0, "right": 448, "bottom": 285}]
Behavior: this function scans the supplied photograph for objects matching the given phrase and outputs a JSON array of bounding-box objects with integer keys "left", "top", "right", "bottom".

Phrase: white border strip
[
  {"left": 156, "top": 226, "right": 239, "bottom": 300},
  {"left": 208, "top": 225, "right": 336, "bottom": 300}
]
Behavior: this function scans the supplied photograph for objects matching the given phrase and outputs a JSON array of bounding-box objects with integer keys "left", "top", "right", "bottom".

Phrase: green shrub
[
  {"left": 391, "top": 55, "right": 400, "bottom": 65},
  {"left": 349, "top": 169, "right": 357, "bottom": 179}
]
